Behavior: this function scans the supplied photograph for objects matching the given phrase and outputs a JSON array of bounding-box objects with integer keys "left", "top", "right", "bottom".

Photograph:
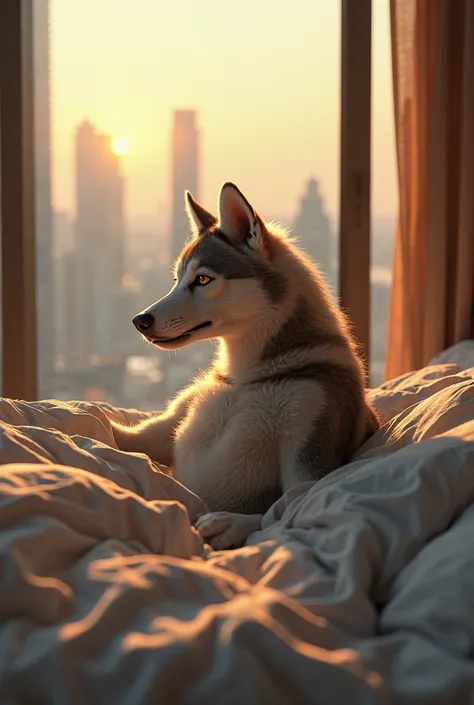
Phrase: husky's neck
[{"left": 215, "top": 232, "right": 352, "bottom": 381}]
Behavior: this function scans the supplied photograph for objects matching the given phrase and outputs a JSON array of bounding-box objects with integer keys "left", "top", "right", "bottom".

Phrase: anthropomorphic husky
[{"left": 112, "top": 182, "right": 379, "bottom": 549}]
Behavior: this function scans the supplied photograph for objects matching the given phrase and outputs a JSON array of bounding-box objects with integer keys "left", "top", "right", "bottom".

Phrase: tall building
[
  {"left": 171, "top": 110, "right": 199, "bottom": 263},
  {"left": 34, "top": 0, "right": 55, "bottom": 397},
  {"left": 73, "top": 121, "right": 127, "bottom": 361},
  {"left": 293, "top": 178, "right": 334, "bottom": 283}
]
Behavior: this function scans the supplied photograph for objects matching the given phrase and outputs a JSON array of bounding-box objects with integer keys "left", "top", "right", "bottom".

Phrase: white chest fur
[
  {"left": 172, "top": 376, "right": 284, "bottom": 506},
  {"left": 176, "top": 379, "right": 235, "bottom": 457}
]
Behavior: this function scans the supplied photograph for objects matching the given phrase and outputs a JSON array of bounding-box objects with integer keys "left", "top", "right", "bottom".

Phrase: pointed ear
[
  {"left": 185, "top": 191, "right": 218, "bottom": 236},
  {"left": 218, "top": 182, "right": 267, "bottom": 254}
]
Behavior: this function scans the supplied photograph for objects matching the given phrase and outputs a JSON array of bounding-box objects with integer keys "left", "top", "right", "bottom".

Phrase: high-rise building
[
  {"left": 34, "top": 0, "right": 55, "bottom": 396},
  {"left": 293, "top": 178, "right": 334, "bottom": 283},
  {"left": 171, "top": 110, "right": 199, "bottom": 263},
  {"left": 73, "top": 121, "right": 127, "bottom": 361}
]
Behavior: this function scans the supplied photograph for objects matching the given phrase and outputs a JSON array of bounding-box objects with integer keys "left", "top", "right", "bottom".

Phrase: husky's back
[{"left": 113, "top": 182, "right": 379, "bottom": 536}]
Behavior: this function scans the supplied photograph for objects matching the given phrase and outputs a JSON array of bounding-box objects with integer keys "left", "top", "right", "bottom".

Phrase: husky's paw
[{"left": 194, "top": 512, "right": 263, "bottom": 551}]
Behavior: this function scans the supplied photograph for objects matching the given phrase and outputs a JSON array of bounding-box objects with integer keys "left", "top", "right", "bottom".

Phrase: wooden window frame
[
  {"left": 0, "top": 0, "right": 38, "bottom": 400},
  {"left": 339, "top": 0, "right": 372, "bottom": 370}
]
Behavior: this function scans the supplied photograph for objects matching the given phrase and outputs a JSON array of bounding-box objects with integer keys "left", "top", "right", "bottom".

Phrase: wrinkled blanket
[{"left": 1, "top": 364, "right": 474, "bottom": 703}]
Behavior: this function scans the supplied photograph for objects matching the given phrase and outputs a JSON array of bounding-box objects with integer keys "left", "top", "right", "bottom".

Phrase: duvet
[{"left": 1, "top": 363, "right": 474, "bottom": 703}]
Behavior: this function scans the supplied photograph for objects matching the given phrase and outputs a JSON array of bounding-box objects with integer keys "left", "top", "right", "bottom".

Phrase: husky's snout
[
  {"left": 133, "top": 288, "right": 186, "bottom": 338},
  {"left": 132, "top": 287, "right": 213, "bottom": 348},
  {"left": 132, "top": 306, "right": 188, "bottom": 342},
  {"left": 132, "top": 308, "right": 185, "bottom": 337}
]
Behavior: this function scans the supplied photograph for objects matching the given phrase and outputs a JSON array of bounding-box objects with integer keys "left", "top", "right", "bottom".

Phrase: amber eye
[{"left": 196, "top": 274, "right": 212, "bottom": 286}]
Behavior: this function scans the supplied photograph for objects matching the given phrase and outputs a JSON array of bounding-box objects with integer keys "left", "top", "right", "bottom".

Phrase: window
[{"left": 3, "top": 0, "right": 395, "bottom": 403}]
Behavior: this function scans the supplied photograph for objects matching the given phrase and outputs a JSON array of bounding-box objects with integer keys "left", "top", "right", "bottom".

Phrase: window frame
[
  {"left": 0, "top": 0, "right": 38, "bottom": 400},
  {"left": 339, "top": 0, "right": 372, "bottom": 371}
]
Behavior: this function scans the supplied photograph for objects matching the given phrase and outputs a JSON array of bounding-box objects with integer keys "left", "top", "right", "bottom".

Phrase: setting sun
[{"left": 111, "top": 136, "right": 130, "bottom": 156}]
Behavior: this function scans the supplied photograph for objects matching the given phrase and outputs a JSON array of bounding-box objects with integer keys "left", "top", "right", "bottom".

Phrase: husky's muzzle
[
  {"left": 132, "top": 312, "right": 211, "bottom": 344},
  {"left": 132, "top": 287, "right": 213, "bottom": 346}
]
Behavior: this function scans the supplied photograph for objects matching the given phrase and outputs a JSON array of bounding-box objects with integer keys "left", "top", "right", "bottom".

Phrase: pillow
[{"left": 356, "top": 364, "right": 474, "bottom": 461}]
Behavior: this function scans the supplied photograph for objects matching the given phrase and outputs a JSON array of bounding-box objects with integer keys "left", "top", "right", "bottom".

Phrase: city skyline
[
  {"left": 50, "top": 0, "right": 396, "bottom": 221},
  {"left": 53, "top": 112, "right": 397, "bottom": 269},
  {"left": 48, "top": 109, "right": 392, "bottom": 404}
]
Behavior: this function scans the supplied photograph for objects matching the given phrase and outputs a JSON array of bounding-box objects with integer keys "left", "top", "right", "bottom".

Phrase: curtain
[{"left": 386, "top": 0, "right": 474, "bottom": 379}]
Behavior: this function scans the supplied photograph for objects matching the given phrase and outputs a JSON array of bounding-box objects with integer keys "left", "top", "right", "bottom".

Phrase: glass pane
[{"left": 32, "top": 0, "right": 342, "bottom": 407}]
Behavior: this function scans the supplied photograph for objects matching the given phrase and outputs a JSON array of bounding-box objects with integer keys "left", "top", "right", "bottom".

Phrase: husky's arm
[{"left": 110, "top": 385, "right": 196, "bottom": 467}]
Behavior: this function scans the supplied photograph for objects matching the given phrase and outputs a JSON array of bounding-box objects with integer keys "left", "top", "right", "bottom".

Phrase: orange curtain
[{"left": 386, "top": 0, "right": 474, "bottom": 379}]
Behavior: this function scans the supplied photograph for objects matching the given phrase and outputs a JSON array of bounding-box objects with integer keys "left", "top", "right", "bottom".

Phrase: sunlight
[{"left": 111, "top": 136, "right": 130, "bottom": 156}]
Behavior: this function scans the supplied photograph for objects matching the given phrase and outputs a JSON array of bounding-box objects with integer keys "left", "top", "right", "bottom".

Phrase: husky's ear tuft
[
  {"left": 218, "top": 182, "right": 267, "bottom": 254},
  {"left": 185, "top": 191, "right": 218, "bottom": 236}
]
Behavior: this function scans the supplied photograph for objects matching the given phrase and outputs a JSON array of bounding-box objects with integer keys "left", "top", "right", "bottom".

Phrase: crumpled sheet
[{"left": 0, "top": 364, "right": 474, "bottom": 703}]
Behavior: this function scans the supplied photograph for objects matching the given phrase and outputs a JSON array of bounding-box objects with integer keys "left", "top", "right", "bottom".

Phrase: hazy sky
[{"left": 51, "top": 0, "right": 396, "bottom": 222}]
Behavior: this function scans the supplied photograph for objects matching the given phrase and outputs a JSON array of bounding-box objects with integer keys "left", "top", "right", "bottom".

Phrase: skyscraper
[
  {"left": 73, "top": 121, "right": 127, "bottom": 361},
  {"left": 171, "top": 110, "right": 199, "bottom": 263},
  {"left": 34, "top": 0, "right": 55, "bottom": 396},
  {"left": 293, "top": 177, "right": 334, "bottom": 282}
]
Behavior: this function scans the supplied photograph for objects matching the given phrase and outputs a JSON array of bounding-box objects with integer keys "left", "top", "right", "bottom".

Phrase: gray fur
[
  {"left": 185, "top": 191, "right": 218, "bottom": 233},
  {"left": 246, "top": 361, "right": 370, "bottom": 481},
  {"left": 182, "top": 231, "right": 287, "bottom": 303},
  {"left": 261, "top": 295, "right": 348, "bottom": 361},
  {"left": 294, "top": 363, "right": 369, "bottom": 478}
]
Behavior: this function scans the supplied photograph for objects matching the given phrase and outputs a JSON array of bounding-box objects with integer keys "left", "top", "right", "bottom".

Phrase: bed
[{"left": 1, "top": 359, "right": 474, "bottom": 703}]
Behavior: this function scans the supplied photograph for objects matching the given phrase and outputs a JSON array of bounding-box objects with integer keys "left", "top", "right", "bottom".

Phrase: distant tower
[
  {"left": 73, "top": 121, "right": 127, "bottom": 361},
  {"left": 171, "top": 110, "right": 199, "bottom": 263},
  {"left": 293, "top": 177, "right": 333, "bottom": 281},
  {"left": 34, "top": 0, "right": 55, "bottom": 396}
]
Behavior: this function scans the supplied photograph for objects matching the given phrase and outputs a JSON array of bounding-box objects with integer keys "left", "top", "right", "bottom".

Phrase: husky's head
[{"left": 132, "top": 183, "right": 288, "bottom": 350}]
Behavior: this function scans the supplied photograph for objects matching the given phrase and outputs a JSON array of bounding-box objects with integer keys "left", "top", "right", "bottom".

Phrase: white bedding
[{"left": 1, "top": 363, "right": 474, "bottom": 703}]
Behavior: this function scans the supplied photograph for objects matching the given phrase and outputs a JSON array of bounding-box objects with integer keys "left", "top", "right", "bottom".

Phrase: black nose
[{"left": 133, "top": 313, "right": 155, "bottom": 332}]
